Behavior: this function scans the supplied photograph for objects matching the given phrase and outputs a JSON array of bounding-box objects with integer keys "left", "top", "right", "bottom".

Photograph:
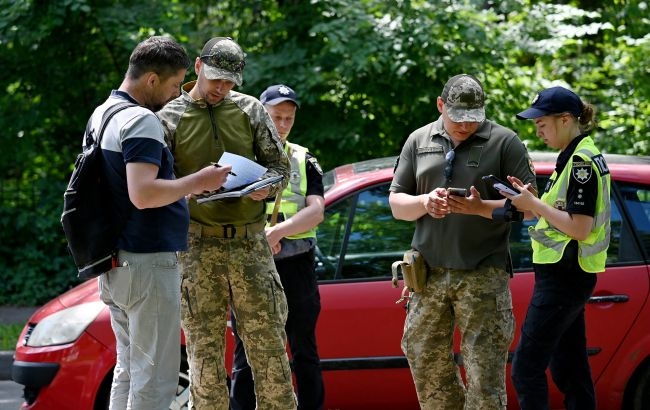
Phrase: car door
[
  {"left": 315, "top": 182, "right": 419, "bottom": 409},
  {"left": 587, "top": 181, "right": 650, "bottom": 408}
]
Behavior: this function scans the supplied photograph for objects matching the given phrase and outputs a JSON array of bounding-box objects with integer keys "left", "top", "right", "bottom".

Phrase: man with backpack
[{"left": 89, "top": 36, "right": 231, "bottom": 410}]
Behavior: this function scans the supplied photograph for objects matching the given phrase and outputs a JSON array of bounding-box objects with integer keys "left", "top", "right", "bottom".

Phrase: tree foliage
[{"left": 0, "top": 0, "right": 648, "bottom": 304}]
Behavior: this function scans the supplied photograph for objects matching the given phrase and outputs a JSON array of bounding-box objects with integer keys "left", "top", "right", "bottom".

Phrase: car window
[
  {"left": 509, "top": 219, "right": 535, "bottom": 272},
  {"left": 617, "top": 182, "right": 650, "bottom": 260},
  {"left": 315, "top": 194, "right": 353, "bottom": 280},
  {"left": 606, "top": 193, "right": 635, "bottom": 264},
  {"left": 316, "top": 183, "right": 413, "bottom": 281}
]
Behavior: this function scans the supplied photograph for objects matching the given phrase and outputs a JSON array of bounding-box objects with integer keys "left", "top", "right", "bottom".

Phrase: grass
[{"left": 0, "top": 324, "right": 24, "bottom": 351}]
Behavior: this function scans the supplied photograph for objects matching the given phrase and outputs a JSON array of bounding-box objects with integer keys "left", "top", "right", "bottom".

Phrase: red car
[{"left": 12, "top": 152, "right": 650, "bottom": 409}]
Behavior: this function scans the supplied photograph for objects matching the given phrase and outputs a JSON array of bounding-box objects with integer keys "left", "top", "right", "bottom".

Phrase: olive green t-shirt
[
  {"left": 390, "top": 117, "right": 536, "bottom": 271},
  {"left": 158, "top": 82, "right": 289, "bottom": 227}
]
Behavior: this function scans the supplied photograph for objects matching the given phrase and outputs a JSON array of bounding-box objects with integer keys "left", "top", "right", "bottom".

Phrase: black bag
[{"left": 61, "top": 102, "right": 135, "bottom": 279}]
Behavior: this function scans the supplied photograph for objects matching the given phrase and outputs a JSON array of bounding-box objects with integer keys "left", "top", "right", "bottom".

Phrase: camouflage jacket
[{"left": 157, "top": 81, "right": 289, "bottom": 226}]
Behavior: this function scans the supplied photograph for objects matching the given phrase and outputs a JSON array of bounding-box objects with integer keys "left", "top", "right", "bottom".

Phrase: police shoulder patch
[
  {"left": 572, "top": 160, "right": 593, "bottom": 184},
  {"left": 591, "top": 153, "right": 610, "bottom": 176},
  {"left": 308, "top": 156, "right": 323, "bottom": 175}
]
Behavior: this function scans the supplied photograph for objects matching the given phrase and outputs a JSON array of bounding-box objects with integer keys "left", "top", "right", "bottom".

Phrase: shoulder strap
[{"left": 85, "top": 102, "right": 137, "bottom": 148}]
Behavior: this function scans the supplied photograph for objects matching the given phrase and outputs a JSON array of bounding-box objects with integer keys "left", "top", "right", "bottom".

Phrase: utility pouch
[{"left": 391, "top": 249, "right": 427, "bottom": 303}]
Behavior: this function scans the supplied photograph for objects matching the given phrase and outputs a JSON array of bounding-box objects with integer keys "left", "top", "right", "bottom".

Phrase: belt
[{"left": 188, "top": 221, "right": 265, "bottom": 239}]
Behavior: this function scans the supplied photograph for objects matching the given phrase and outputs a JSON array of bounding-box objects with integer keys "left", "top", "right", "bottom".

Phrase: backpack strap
[{"left": 85, "top": 102, "right": 138, "bottom": 148}]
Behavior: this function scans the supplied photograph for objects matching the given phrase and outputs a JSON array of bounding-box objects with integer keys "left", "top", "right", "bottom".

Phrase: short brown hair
[{"left": 126, "top": 36, "right": 190, "bottom": 81}]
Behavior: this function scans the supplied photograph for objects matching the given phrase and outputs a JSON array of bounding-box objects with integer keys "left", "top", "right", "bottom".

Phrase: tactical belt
[{"left": 188, "top": 221, "right": 265, "bottom": 239}]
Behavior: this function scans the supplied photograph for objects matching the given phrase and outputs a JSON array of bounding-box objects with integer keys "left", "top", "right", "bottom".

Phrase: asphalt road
[{"left": 0, "top": 380, "right": 23, "bottom": 410}]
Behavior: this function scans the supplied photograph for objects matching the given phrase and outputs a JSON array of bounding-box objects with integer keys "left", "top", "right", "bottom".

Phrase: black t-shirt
[{"left": 305, "top": 152, "right": 325, "bottom": 197}]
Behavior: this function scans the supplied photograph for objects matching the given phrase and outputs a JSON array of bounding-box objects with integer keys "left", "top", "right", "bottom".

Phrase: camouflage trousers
[
  {"left": 402, "top": 266, "right": 514, "bottom": 410},
  {"left": 180, "top": 229, "right": 297, "bottom": 410}
]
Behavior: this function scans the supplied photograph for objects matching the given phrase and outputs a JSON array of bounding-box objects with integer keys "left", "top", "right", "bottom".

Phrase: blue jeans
[
  {"left": 230, "top": 249, "right": 324, "bottom": 410},
  {"left": 98, "top": 250, "right": 181, "bottom": 410},
  {"left": 511, "top": 241, "right": 597, "bottom": 410}
]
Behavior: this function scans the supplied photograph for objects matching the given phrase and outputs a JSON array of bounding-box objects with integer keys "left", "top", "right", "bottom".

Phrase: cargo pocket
[
  {"left": 180, "top": 274, "right": 196, "bottom": 323},
  {"left": 269, "top": 275, "right": 288, "bottom": 325},
  {"left": 496, "top": 288, "right": 515, "bottom": 345},
  {"left": 496, "top": 288, "right": 513, "bottom": 311}
]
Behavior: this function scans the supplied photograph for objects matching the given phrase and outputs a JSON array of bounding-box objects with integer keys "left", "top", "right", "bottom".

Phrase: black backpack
[{"left": 61, "top": 102, "right": 136, "bottom": 279}]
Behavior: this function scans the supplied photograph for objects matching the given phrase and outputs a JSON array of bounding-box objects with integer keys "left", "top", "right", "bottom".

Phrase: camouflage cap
[
  {"left": 199, "top": 37, "right": 245, "bottom": 86},
  {"left": 441, "top": 74, "right": 486, "bottom": 123}
]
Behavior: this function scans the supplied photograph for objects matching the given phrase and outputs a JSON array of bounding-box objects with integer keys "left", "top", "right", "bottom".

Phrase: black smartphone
[
  {"left": 482, "top": 174, "right": 518, "bottom": 195},
  {"left": 447, "top": 187, "right": 468, "bottom": 197}
]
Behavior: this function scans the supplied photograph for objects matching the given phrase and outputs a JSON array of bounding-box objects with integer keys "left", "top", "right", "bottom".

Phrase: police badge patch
[
  {"left": 572, "top": 161, "right": 592, "bottom": 184},
  {"left": 290, "top": 170, "right": 301, "bottom": 184},
  {"left": 308, "top": 157, "right": 323, "bottom": 175}
]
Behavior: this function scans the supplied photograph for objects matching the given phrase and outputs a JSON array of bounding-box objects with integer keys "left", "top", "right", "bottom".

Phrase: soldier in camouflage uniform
[
  {"left": 389, "top": 74, "right": 537, "bottom": 410},
  {"left": 157, "top": 37, "right": 296, "bottom": 410}
]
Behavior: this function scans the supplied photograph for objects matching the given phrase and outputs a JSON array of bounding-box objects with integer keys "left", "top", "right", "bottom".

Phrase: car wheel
[
  {"left": 624, "top": 363, "right": 650, "bottom": 410},
  {"left": 169, "top": 353, "right": 190, "bottom": 410}
]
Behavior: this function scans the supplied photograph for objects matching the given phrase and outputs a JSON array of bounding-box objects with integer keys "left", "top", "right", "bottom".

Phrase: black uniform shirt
[{"left": 550, "top": 134, "right": 598, "bottom": 217}]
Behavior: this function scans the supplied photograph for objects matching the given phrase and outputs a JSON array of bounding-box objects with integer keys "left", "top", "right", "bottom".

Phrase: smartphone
[
  {"left": 447, "top": 187, "right": 468, "bottom": 197},
  {"left": 482, "top": 174, "right": 518, "bottom": 195}
]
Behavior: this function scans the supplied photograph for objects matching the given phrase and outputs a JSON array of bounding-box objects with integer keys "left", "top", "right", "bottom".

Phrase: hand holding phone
[
  {"left": 447, "top": 187, "right": 468, "bottom": 197},
  {"left": 482, "top": 175, "right": 518, "bottom": 196}
]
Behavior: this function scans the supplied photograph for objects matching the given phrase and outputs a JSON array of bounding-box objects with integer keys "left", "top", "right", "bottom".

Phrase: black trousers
[
  {"left": 230, "top": 249, "right": 325, "bottom": 410},
  {"left": 511, "top": 241, "right": 598, "bottom": 410}
]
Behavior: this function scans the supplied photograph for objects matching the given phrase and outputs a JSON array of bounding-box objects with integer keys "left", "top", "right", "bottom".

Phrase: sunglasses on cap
[
  {"left": 199, "top": 55, "right": 246, "bottom": 73},
  {"left": 443, "top": 150, "right": 455, "bottom": 186}
]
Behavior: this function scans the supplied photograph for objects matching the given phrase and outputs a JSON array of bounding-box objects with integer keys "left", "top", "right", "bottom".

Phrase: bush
[
  {"left": 0, "top": 324, "right": 24, "bottom": 351},
  {"left": 0, "top": 172, "right": 81, "bottom": 306}
]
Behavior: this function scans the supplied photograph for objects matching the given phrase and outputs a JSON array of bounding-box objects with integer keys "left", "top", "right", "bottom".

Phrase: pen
[{"left": 212, "top": 162, "right": 237, "bottom": 176}]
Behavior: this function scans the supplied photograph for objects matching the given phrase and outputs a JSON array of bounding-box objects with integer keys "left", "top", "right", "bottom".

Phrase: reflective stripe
[{"left": 529, "top": 227, "right": 566, "bottom": 253}]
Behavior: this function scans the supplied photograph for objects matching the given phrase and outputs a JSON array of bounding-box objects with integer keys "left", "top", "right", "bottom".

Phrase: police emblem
[
  {"left": 290, "top": 170, "right": 301, "bottom": 184},
  {"left": 278, "top": 85, "right": 291, "bottom": 96},
  {"left": 308, "top": 157, "right": 323, "bottom": 175},
  {"left": 572, "top": 161, "right": 592, "bottom": 184}
]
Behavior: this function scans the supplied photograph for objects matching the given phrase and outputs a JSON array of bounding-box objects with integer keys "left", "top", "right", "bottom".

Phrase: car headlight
[{"left": 26, "top": 301, "right": 105, "bottom": 347}]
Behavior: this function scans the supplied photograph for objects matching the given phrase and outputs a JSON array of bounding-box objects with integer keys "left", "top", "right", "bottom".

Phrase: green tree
[
  {"left": 0, "top": 0, "right": 648, "bottom": 305},
  {"left": 0, "top": 0, "right": 190, "bottom": 304}
]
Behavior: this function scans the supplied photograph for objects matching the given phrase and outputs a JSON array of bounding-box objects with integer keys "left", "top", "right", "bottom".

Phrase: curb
[
  {"left": 1, "top": 306, "right": 39, "bottom": 382},
  {"left": 0, "top": 350, "right": 13, "bottom": 380}
]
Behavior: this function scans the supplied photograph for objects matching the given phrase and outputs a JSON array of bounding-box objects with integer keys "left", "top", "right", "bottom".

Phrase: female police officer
[{"left": 503, "top": 86, "right": 611, "bottom": 410}]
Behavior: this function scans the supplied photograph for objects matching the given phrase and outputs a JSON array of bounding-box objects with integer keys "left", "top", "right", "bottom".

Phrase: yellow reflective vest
[
  {"left": 265, "top": 142, "right": 316, "bottom": 239},
  {"left": 529, "top": 137, "right": 611, "bottom": 273}
]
